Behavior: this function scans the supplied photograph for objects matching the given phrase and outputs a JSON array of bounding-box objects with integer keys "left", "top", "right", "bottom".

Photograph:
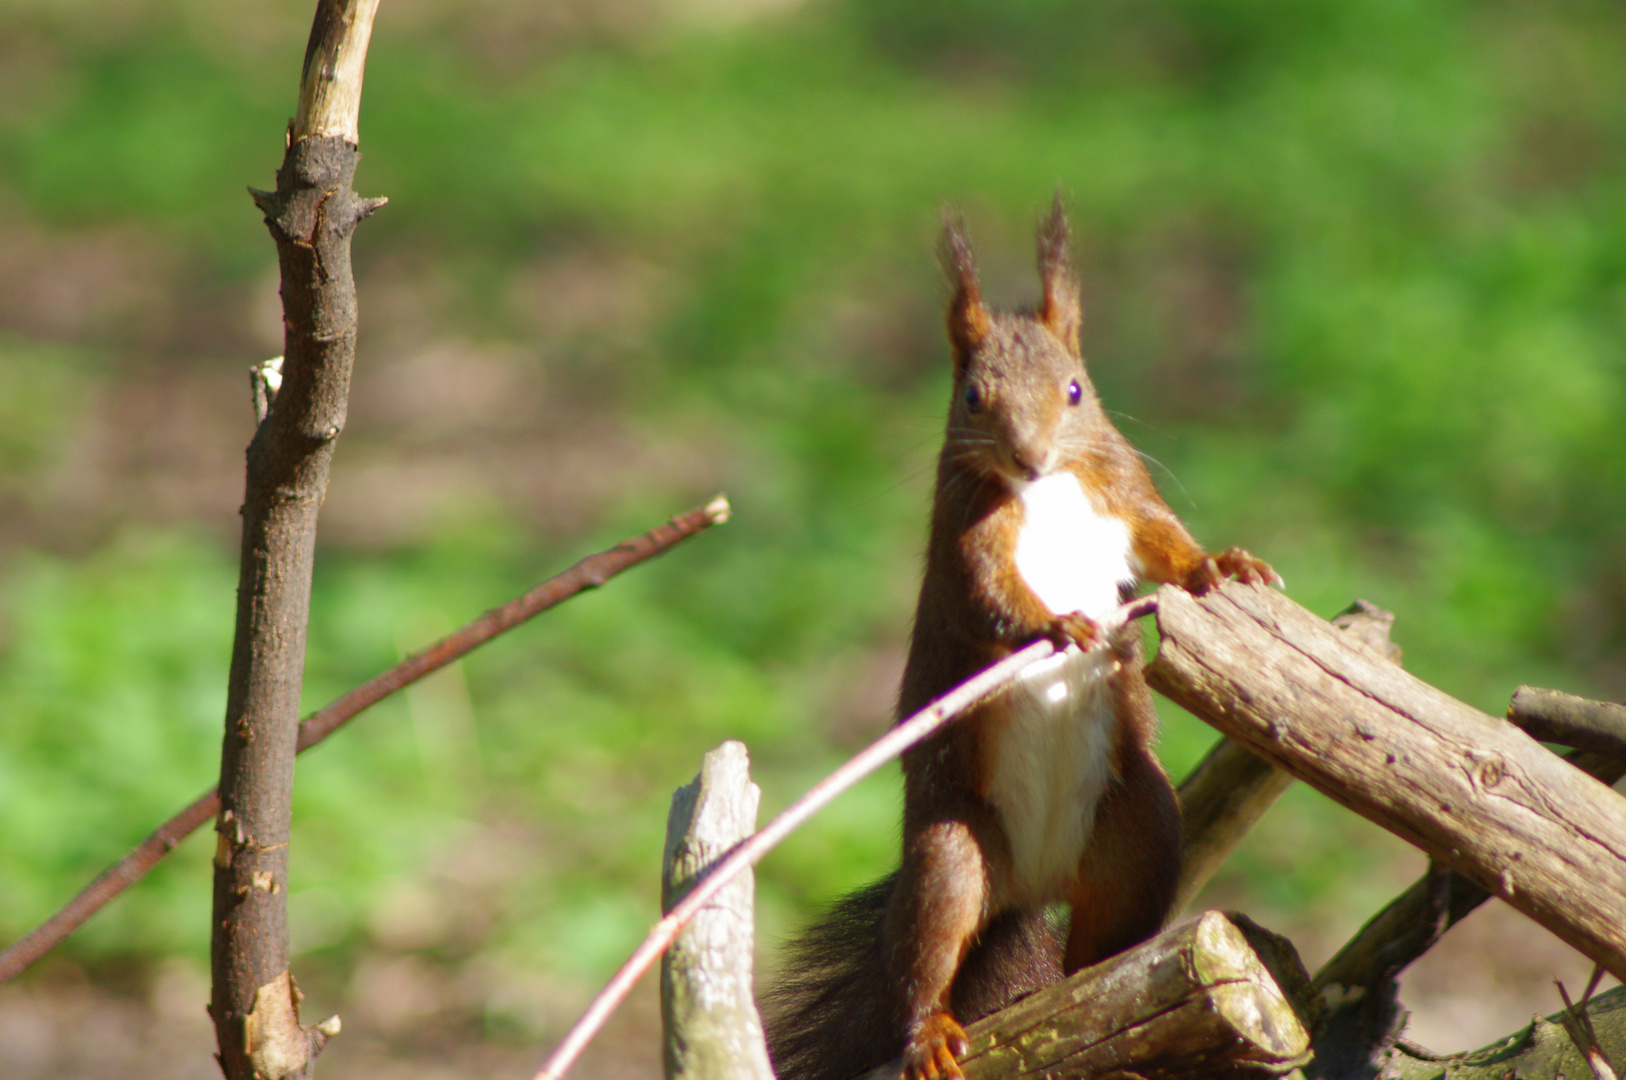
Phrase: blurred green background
[{"left": 1, "top": 0, "right": 1624, "bottom": 1065}]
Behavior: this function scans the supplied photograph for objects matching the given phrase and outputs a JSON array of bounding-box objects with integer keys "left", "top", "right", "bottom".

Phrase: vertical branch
[
  {"left": 210, "top": 2, "right": 381, "bottom": 1077},
  {"left": 660, "top": 742, "right": 775, "bottom": 1080}
]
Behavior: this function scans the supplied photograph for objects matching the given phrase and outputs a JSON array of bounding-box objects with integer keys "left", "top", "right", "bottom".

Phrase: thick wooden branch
[
  {"left": 1149, "top": 582, "right": 1626, "bottom": 983},
  {"left": 855, "top": 911, "right": 1314, "bottom": 1080},
  {"left": 661, "top": 742, "right": 774, "bottom": 1080},
  {"left": 1307, "top": 748, "right": 1626, "bottom": 1078},
  {"left": 0, "top": 498, "right": 726, "bottom": 986},
  {"left": 1168, "top": 600, "right": 1401, "bottom": 913},
  {"left": 1509, "top": 686, "right": 1626, "bottom": 762},
  {"left": 211, "top": 2, "right": 380, "bottom": 1075}
]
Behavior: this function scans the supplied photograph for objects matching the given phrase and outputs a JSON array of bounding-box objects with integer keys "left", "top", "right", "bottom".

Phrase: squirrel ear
[
  {"left": 941, "top": 211, "right": 991, "bottom": 363},
  {"left": 1037, "top": 192, "right": 1083, "bottom": 354}
]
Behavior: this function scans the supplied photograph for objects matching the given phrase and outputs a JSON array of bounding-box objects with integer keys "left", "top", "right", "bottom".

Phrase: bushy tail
[{"left": 761, "top": 873, "right": 1062, "bottom": 1080}]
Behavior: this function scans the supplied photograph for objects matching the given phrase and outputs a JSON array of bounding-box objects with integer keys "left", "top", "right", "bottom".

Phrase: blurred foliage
[{"left": 1, "top": 0, "right": 1625, "bottom": 1023}]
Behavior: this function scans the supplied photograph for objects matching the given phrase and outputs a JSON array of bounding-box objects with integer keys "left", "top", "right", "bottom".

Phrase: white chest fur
[
  {"left": 1012, "top": 472, "right": 1133, "bottom": 622},
  {"left": 985, "top": 472, "right": 1136, "bottom": 904}
]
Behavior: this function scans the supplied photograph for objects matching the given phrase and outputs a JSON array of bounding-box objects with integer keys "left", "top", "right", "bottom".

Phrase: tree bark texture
[
  {"left": 1167, "top": 599, "right": 1404, "bottom": 914},
  {"left": 210, "top": 4, "right": 381, "bottom": 1076},
  {"left": 661, "top": 741, "right": 774, "bottom": 1080},
  {"left": 857, "top": 911, "right": 1315, "bottom": 1080},
  {"left": 1149, "top": 582, "right": 1626, "bottom": 984},
  {"left": 1307, "top": 749, "right": 1626, "bottom": 1079}
]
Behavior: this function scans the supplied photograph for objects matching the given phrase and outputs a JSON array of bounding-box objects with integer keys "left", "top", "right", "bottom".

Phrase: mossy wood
[
  {"left": 855, "top": 911, "right": 1314, "bottom": 1080},
  {"left": 1375, "top": 984, "right": 1626, "bottom": 1080},
  {"left": 1149, "top": 582, "right": 1626, "bottom": 982}
]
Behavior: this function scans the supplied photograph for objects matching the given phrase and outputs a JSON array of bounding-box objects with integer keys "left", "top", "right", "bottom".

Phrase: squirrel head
[{"left": 941, "top": 195, "right": 1102, "bottom": 486}]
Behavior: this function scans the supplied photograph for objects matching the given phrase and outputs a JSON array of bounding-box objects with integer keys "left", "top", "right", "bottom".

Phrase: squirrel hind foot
[{"left": 902, "top": 1013, "right": 970, "bottom": 1080}]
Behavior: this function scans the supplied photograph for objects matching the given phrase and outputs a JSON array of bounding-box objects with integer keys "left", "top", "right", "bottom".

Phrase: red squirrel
[{"left": 763, "top": 198, "right": 1278, "bottom": 1080}]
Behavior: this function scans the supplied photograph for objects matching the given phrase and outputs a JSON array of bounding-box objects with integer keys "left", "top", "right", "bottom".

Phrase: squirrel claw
[
  {"left": 1048, "top": 612, "right": 1102, "bottom": 652},
  {"left": 902, "top": 1013, "right": 969, "bottom": 1080},
  {"left": 1184, "top": 547, "right": 1281, "bottom": 595}
]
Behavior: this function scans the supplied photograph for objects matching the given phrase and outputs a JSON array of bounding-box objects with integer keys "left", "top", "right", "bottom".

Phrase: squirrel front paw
[
  {"left": 902, "top": 1012, "right": 970, "bottom": 1080},
  {"left": 1047, "top": 611, "right": 1102, "bottom": 652},
  {"left": 1182, "top": 546, "right": 1283, "bottom": 595}
]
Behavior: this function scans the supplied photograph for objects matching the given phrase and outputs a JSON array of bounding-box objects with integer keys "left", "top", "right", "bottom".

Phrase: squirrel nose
[{"left": 1011, "top": 445, "right": 1054, "bottom": 481}]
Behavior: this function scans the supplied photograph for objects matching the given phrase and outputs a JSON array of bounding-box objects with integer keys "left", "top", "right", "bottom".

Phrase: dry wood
[
  {"left": 1172, "top": 739, "right": 1294, "bottom": 914},
  {"left": 1315, "top": 749, "right": 1626, "bottom": 998},
  {"left": 211, "top": 2, "right": 381, "bottom": 1074},
  {"left": 0, "top": 498, "right": 727, "bottom": 985},
  {"left": 1510, "top": 685, "right": 1626, "bottom": 762},
  {"left": 1379, "top": 984, "right": 1626, "bottom": 1080},
  {"left": 661, "top": 742, "right": 774, "bottom": 1080},
  {"left": 1168, "top": 600, "right": 1402, "bottom": 914},
  {"left": 1309, "top": 747, "right": 1626, "bottom": 1079},
  {"left": 853, "top": 911, "right": 1314, "bottom": 1080},
  {"left": 1149, "top": 581, "right": 1626, "bottom": 983}
]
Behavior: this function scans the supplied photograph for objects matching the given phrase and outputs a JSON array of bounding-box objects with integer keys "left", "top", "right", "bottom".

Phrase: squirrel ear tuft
[
  {"left": 1037, "top": 192, "right": 1083, "bottom": 353},
  {"left": 941, "top": 210, "right": 991, "bottom": 361}
]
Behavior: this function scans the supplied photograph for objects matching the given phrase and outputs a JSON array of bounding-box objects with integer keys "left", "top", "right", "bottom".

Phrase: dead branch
[
  {"left": 1315, "top": 749, "right": 1626, "bottom": 993},
  {"left": 1510, "top": 686, "right": 1626, "bottom": 762},
  {"left": 1172, "top": 737, "right": 1294, "bottom": 913},
  {"left": 530, "top": 596, "right": 1160, "bottom": 1080},
  {"left": 1149, "top": 582, "right": 1626, "bottom": 983},
  {"left": 1305, "top": 747, "right": 1626, "bottom": 1078},
  {"left": 211, "top": 0, "right": 384, "bottom": 1071},
  {"left": 661, "top": 741, "right": 774, "bottom": 1080},
  {"left": 0, "top": 497, "right": 727, "bottom": 985},
  {"left": 1168, "top": 599, "right": 1401, "bottom": 913},
  {"left": 1558, "top": 970, "right": 1620, "bottom": 1080},
  {"left": 856, "top": 911, "right": 1314, "bottom": 1080}
]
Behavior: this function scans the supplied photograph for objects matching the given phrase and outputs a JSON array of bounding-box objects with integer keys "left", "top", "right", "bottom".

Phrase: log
[
  {"left": 1149, "top": 581, "right": 1626, "bottom": 982},
  {"left": 661, "top": 742, "right": 774, "bottom": 1080},
  {"left": 1168, "top": 600, "right": 1402, "bottom": 914},
  {"left": 1315, "top": 748, "right": 1626, "bottom": 996},
  {"left": 1380, "top": 983, "right": 1626, "bottom": 1080},
  {"left": 859, "top": 911, "right": 1315, "bottom": 1080},
  {"left": 1307, "top": 748, "right": 1626, "bottom": 1079}
]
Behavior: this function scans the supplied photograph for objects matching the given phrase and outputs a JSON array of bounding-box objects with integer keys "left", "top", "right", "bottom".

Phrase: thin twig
[
  {"left": 529, "top": 594, "right": 1160, "bottom": 1080},
  {"left": 1557, "top": 974, "right": 1620, "bottom": 1080},
  {"left": 0, "top": 497, "right": 729, "bottom": 985}
]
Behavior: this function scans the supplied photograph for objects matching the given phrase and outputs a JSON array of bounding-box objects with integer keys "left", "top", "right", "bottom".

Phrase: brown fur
[{"left": 762, "top": 199, "right": 1274, "bottom": 1080}]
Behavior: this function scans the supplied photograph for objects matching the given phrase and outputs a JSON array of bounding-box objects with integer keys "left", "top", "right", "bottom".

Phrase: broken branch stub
[{"left": 661, "top": 741, "right": 774, "bottom": 1080}]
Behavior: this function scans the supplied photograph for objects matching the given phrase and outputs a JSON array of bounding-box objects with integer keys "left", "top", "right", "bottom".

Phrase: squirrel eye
[
  {"left": 964, "top": 385, "right": 982, "bottom": 413},
  {"left": 1067, "top": 379, "right": 1083, "bottom": 406}
]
